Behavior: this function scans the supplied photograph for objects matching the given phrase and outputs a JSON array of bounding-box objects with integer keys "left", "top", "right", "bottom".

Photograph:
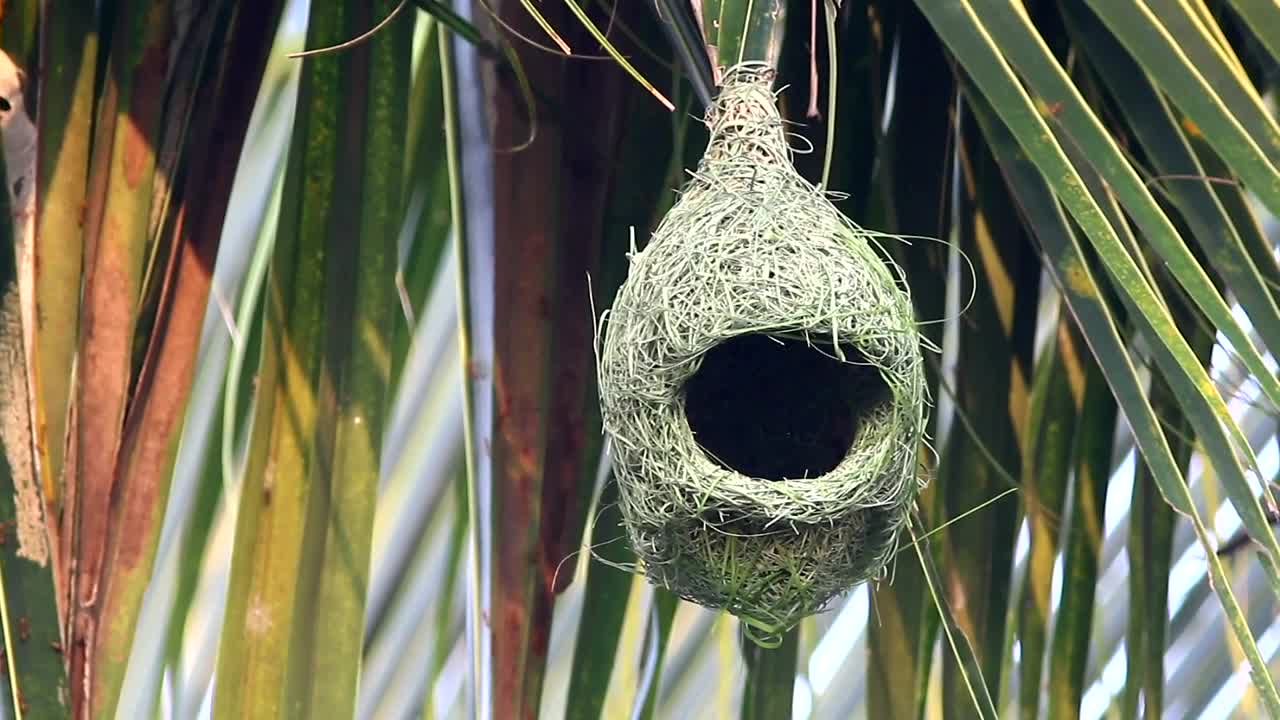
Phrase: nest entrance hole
[{"left": 683, "top": 334, "right": 890, "bottom": 481}]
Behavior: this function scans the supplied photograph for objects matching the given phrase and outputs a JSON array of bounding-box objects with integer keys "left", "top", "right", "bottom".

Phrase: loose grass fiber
[{"left": 597, "top": 63, "right": 927, "bottom": 641}]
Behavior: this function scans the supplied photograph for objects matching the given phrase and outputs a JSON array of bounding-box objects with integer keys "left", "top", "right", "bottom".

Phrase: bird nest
[{"left": 596, "top": 63, "right": 927, "bottom": 640}]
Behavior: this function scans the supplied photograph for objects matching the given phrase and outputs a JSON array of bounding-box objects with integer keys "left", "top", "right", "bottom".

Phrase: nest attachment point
[{"left": 597, "top": 63, "right": 928, "bottom": 638}]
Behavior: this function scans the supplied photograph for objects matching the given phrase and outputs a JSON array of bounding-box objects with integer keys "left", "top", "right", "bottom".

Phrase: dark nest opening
[{"left": 683, "top": 334, "right": 891, "bottom": 481}]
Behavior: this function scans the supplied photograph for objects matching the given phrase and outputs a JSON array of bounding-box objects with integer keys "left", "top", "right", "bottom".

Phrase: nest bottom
[{"left": 630, "top": 501, "right": 903, "bottom": 635}]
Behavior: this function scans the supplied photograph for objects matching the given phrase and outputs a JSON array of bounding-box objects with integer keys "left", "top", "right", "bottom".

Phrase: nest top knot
[
  {"left": 703, "top": 63, "right": 790, "bottom": 168},
  {"left": 596, "top": 63, "right": 928, "bottom": 638}
]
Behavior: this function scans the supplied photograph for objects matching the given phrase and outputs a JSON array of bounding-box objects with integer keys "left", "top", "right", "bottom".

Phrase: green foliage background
[{"left": 0, "top": 1, "right": 1277, "bottom": 718}]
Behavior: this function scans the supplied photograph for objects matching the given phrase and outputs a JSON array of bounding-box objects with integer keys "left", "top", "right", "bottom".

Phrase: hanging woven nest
[{"left": 597, "top": 63, "right": 927, "bottom": 639}]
